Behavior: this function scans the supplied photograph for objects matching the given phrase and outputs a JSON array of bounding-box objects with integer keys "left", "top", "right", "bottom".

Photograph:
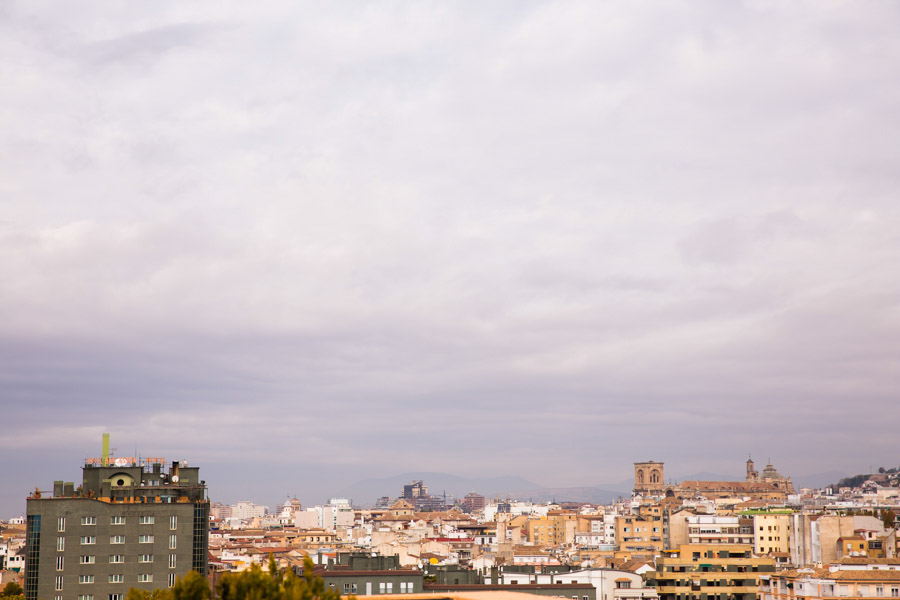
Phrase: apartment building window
[
  {"left": 170, "top": 516, "right": 177, "bottom": 530},
  {"left": 79, "top": 575, "right": 95, "bottom": 584},
  {"left": 139, "top": 555, "right": 153, "bottom": 563},
  {"left": 58, "top": 517, "right": 66, "bottom": 532},
  {"left": 77, "top": 595, "right": 94, "bottom": 600},
  {"left": 109, "top": 575, "right": 124, "bottom": 584},
  {"left": 139, "top": 516, "right": 155, "bottom": 525},
  {"left": 56, "top": 556, "right": 64, "bottom": 570},
  {"left": 111, "top": 516, "right": 125, "bottom": 525},
  {"left": 110, "top": 555, "right": 124, "bottom": 564},
  {"left": 139, "top": 535, "right": 154, "bottom": 544},
  {"left": 57, "top": 537, "right": 65, "bottom": 551},
  {"left": 110, "top": 535, "right": 125, "bottom": 545},
  {"left": 110, "top": 595, "right": 124, "bottom": 600},
  {"left": 168, "top": 574, "right": 176, "bottom": 589},
  {"left": 81, "top": 517, "right": 97, "bottom": 526},
  {"left": 168, "top": 554, "right": 176, "bottom": 569},
  {"left": 55, "top": 576, "right": 63, "bottom": 591},
  {"left": 138, "top": 574, "right": 153, "bottom": 583},
  {"left": 80, "top": 556, "right": 95, "bottom": 564},
  {"left": 891, "top": 588, "right": 898, "bottom": 598},
  {"left": 168, "top": 534, "right": 176, "bottom": 549},
  {"left": 81, "top": 536, "right": 96, "bottom": 545}
]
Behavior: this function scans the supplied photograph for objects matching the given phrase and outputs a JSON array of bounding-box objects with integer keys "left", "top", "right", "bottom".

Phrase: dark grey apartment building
[{"left": 25, "top": 456, "right": 209, "bottom": 600}]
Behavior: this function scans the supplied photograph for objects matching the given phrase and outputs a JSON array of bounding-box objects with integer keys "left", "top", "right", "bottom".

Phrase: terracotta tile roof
[
  {"left": 679, "top": 481, "right": 782, "bottom": 492},
  {"left": 829, "top": 570, "right": 900, "bottom": 581},
  {"left": 838, "top": 557, "right": 900, "bottom": 565}
]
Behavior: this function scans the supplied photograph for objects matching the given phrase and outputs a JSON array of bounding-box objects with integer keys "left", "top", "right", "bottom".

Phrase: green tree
[
  {"left": 125, "top": 572, "right": 209, "bottom": 600},
  {"left": 2, "top": 582, "right": 24, "bottom": 597},
  {"left": 125, "top": 588, "right": 172, "bottom": 600},
  {"left": 882, "top": 509, "right": 896, "bottom": 529},
  {"left": 172, "top": 571, "right": 211, "bottom": 600},
  {"left": 218, "top": 555, "right": 345, "bottom": 600}
]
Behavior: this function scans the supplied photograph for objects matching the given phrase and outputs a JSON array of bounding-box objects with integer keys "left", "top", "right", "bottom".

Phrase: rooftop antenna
[{"left": 102, "top": 433, "right": 110, "bottom": 466}]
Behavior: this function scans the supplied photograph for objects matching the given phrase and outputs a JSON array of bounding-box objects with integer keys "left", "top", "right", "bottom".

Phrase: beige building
[
  {"left": 752, "top": 513, "right": 792, "bottom": 556},
  {"left": 812, "top": 514, "right": 890, "bottom": 565},
  {"left": 686, "top": 514, "right": 755, "bottom": 546},
  {"left": 666, "top": 508, "right": 696, "bottom": 550},
  {"left": 524, "top": 511, "right": 579, "bottom": 547},
  {"left": 652, "top": 543, "right": 776, "bottom": 600},
  {"left": 615, "top": 505, "right": 664, "bottom": 555},
  {"left": 761, "top": 566, "right": 900, "bottom": 600},
  {"left": 633, "top": 459, "right": 795, "bottom": 502}
]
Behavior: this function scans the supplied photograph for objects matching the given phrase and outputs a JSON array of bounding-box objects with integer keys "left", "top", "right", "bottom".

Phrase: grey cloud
[
  {"left": 1, "top": 0, "right": 899, "bottom": 517},
  {"left": 78, "top": 23, "right": 214, "bottom": 68}
]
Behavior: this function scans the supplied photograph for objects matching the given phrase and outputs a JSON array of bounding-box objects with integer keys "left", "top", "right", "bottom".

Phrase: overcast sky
[{"left": 2, "top": 0, "right": 899, "bottom": 517}]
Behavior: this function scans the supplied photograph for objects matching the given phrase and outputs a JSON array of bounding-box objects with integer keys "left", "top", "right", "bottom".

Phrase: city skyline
[
  {"left": 2, "top": 2, "right": 899, "bottom": 519},
  {"left": 0, "top": 448, "right": 879, "bottom": 519}
]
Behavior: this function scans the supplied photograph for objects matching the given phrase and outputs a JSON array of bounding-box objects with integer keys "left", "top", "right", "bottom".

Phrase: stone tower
[
  {"left": 746, "top": 457, "right": 758, "bottom": 482},
  {"left": 634, "top": 460, "right": 665, "bottom": 496}
]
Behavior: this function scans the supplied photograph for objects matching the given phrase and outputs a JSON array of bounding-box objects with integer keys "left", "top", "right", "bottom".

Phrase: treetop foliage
[
  {"left": 218, "top": 556, "right": 344, "bottom": 600},
  {"left": 1, "top": 581, "right": 24, "bottom": 598},
  {"left": 124, "top": 555, "right": 346, "bottom": 600}
]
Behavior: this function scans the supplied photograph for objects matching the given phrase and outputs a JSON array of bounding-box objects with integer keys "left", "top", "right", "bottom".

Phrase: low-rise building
[
  {"left": 311, "top": 552, "right": 423, "bottom": 596},
  {"left": 760, "top": 566, "right": 900, "bottom": 600},
  {"left": 651, "top": 543, "right": 775, "bottom": 600}
]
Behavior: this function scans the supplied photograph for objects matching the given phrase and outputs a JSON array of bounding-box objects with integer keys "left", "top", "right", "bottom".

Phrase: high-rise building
[
  {"left": 461, "top": 493, "right": 485, "bottom": 514},
  {"left": 402, "top": 481, "right": 427, "bottom": 499},
  {"left": 25, "top": 447, "right": 209, "bottom": 600}
]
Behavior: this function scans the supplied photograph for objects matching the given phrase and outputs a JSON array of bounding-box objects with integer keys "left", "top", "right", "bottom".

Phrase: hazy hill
[
  {"left": 341, "top": 468, "right": 850, "bottom": 508},
  {"left": 795, "top": 470, "right": 848, "bottom": 489},
  {"left": 503, "top": 486, "right": 626, "bottom": 504},
  {"left": 339, "top": 472, "right": 542, "bottom": 507},
  {"left": 829, "top": 468, "right": 899, "bottom": 490}
]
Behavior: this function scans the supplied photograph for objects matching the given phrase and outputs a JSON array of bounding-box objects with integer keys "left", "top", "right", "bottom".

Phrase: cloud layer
[{"left": 2, "top": 1, "right": 899, "bottom": 514}]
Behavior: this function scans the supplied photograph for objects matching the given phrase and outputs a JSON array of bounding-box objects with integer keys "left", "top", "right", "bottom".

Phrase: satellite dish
[
  {"left": 115, "top": 458, "right": 127, "bottom": 467},
  {"left": 172, "top": 475, "right": 180, "bottom": 483},
  {"left": 181, "top": 460, "right": 188, "bottom": 467}
]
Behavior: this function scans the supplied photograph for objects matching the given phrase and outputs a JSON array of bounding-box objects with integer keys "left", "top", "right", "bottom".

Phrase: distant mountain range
[
  {"left": 340, "top": 469, "right": 851, "bottom": 507},
  {"left": 338, "top": 472, "right": 544, "bottom": 507},
  {"left": 795, "top": 470, "right": 849, "bottom": 490},
  {"left": 502, "top": 486, "right": 627, "bottom": 504}
]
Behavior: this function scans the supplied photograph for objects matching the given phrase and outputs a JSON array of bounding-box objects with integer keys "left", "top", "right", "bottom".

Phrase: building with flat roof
[
  {"left": 24, "top": 443, "right": 209, "bottom": 600},
  {"left": 650, "top": 543, "right": 775, "bottom": 600}
]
